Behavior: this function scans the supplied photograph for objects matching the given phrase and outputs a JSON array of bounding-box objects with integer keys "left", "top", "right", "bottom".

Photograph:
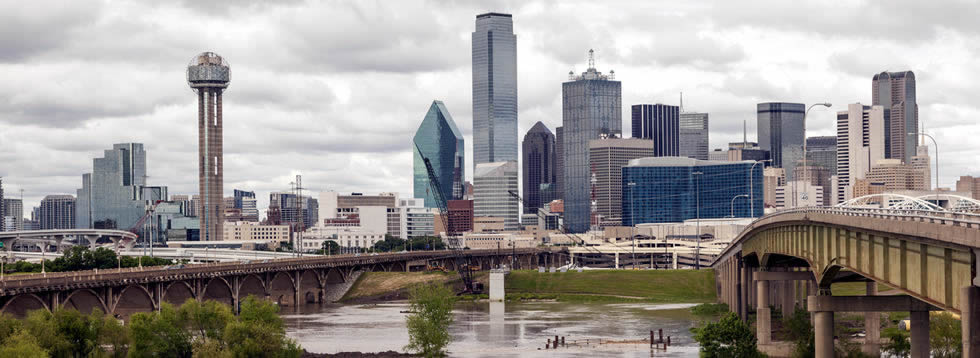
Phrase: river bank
[{"left": 340, "top": 269, "right": 716, "bottom": 304}]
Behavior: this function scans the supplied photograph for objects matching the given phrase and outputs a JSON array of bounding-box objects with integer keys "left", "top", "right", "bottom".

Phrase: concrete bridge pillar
[
  {"left": 909, "top": 310, "right": 930, "bottom": 358},
  {"left": 757, "top": 279, "right": 771, "bottom": 345},
  {"left": 813, "top": 309, "right": 834, "bottom": 358},
  {"left": 614, "top": 253, "right": 619, "bottom": 269},
  {"left": 962, "top": 286, "right": 980, "bottom": 358},
  {"left": 863, "top": 282, "right": 881, "bottom": 357}
]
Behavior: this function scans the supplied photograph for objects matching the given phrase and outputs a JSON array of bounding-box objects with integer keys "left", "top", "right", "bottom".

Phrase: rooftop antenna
[
  {"left": 680, "top": 92, "right": 684, "bottom": 113},
  {"left": 588, "top": 49, "right": 595, "bottom": 70},
  {"left": 743, "top": 119, "right": 747, "bottom": 148}
]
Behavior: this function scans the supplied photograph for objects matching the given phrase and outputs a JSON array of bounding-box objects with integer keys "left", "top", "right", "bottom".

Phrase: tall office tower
[
  {"left": 233, "top": 189, "right": 258, "bottom": 221},
  {"left": 413, "top": 100, "right": 465, "bottom": 208},
  {"left": 555, "top": 126, "right": 564, "bottom": 201},
  {"left": 873, "top": 71, "right": 918, "bottom": 163},
  {"left": 956, "top": 176, "right": 980, "bottom": 200},
  {"left": 187, "top": 52, "right": 230, "bottom": 241},
  {"left": 40, "top": 195, "right": 75, "bottom": 230},
  {"left": 758, "top": 102, "right": 805, "bottom": 181},
  {"left": 2, "top": 198, "right": 22, "bottom": 232},
  {"left": 473, "top": 161, "right": 519, "bottom": 231},
  {"left": 588, "top": 137, "right": 654, "bottom": 226},
  {"left": 472, "top": 12, "right": 518, "bottom": 167},
  {"left": 76, "top": 143, "right": 152, "bottom": 229},
  {"left": 631, "top": 104, "right": 679, "bottom": 156},
  {"left": 679, "top": 112, "right": 709, "bottom": 160},
  {"left": 911, "top": 145, "right": 931, "bottom": 190},
  {"left": 269, "top": 192, "right": 318, "bottom": 229},
  {"left": 835, "top": 103, "right": 885, "bottom": 203},
  {"left": 806, "top": 136, "right": 837, "bottom": 175},
  {"left": 521, "top": 121, "right": 556, "bottom": 213},
  {"left": 562, "top": 50, "right": 622, "bottom": 232}
]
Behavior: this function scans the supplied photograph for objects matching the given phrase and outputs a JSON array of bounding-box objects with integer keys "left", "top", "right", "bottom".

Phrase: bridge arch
[
  {"left": 62, "top": 289, "right": 107, "bottom": 314},
  {"left": 0, "top": 294, "right": 49, "bottom": 317},
  {"left": 162, "top": 281, "right": 196, "bottom": 306},
  {"left": 201, "top": 277, "right": 234, "bottom": 307},
  {"left": 267, "top": 271, "right": 296, "bottom": 306},
  {"left": 298, "top": 270, "right": 323, "bottom": 304},
  {"left": 324, "top": 267, "right": 347, "bottom": 284},
  {"left": 112, "top": 285, "right": 156, "bottom": 318},
  {"left": 238, "top": 274, "right": 266, "bottom": 301}
]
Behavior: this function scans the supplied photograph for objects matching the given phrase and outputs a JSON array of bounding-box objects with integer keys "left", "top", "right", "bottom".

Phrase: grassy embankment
[{"left": 342, "top": 269, "right": 716, "bottom": 303}]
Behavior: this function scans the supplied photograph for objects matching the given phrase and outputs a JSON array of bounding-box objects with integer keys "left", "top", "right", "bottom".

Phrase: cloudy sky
[{"left": 2, "top": 0, "right": 979, "bottom": 214}]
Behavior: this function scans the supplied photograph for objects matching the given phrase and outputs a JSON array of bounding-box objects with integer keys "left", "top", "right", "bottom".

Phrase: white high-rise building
[
  {"left": 835, "top": 103, "right": 885, "bottom": 203},
  {"left": 474, "top": 161, "right": 519, "bottom": 231}
]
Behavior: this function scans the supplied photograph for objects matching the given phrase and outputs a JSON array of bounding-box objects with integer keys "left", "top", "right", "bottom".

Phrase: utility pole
[{"left": 692, "top": 171, "right": 703, "bottom": 270}]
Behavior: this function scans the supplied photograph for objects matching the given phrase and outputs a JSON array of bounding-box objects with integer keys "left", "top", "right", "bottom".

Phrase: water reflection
[{"left": 282, "top": 301, "right": 702, "bottom": 357}]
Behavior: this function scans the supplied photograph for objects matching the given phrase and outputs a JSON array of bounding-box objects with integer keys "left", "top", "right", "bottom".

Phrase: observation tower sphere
[{"left": 187, "top": 52, "right": 230, "bottom": 93}]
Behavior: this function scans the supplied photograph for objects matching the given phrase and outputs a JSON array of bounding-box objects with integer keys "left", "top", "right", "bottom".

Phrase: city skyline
[{"left": 2, "top": 1, "right": 979, "bottom": 213}]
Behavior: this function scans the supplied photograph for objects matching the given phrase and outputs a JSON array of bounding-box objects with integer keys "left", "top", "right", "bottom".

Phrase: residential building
[
  {"left": 472, "top": 12, "right": 518, "bottom": 167},
  {"left": 757, "top": 102, "right": 805, "bottom": 181},
  {"left": 956, "top": 176, "right": 980, "bottom": 200},
  {"left": 473, "top": 161, "right": 519, "bottom": 231},
  {"left": 562, "top": 50, "right": 622, "bottom": 232},
  {"left": 413, "top": 100, "right": 465, "bottom": 208},
  {"left": 622, "top": 157, "right": 762, "bottom": 224},
  {"left": 522, "top": 121, "right": 556, "bottom": 213},
  {"left": 76, "top": 143, "right": 164, "bottom": 231},
  {"left": 835, "top": 103, "right": 886, "bottom": 203},
  {"left": 588, "top": 137, "right": 654, "bottom": 226},
  {"left": 631, "top": 104, "right": 679, "bottom": 156},
  {"left": 872, "top": 71, "right": 918, "bottom": 163},
  {"left": 2, "top": 198, "right": 22, "bottom": 232},
  {"left": 679, "top": 111, "right": 709, "bottom": 160},
  {"left": 40, "top": 195, "right": 75, "bottom": 230}
]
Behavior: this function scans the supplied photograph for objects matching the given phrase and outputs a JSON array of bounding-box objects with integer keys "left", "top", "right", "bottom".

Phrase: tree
[
  {"left": 692, "top": 312, "right": 765, "bottom": 358},
  {"left": 178, "top": 299, "right": 234, "bottom": 343},
  {"left": 404, "top": 283, "right": 455, "bottom": 357},
  {"left": 931, "top": 312, "right": 962, "bottom": 358},
  {"left": 221, "top": 297, "right": 301, "bottom": 358},
  {"left": 128, "top": 303, "right": 193, "bottom": 358},
  {"left": 0, "top": 330, "right": 47, "bottom": 358},
  {"left": 882, "top": 327, "right": 910, "bottom": 358},
  {"left": 319, "top": 240, "right": 341, "bottom": 255}
]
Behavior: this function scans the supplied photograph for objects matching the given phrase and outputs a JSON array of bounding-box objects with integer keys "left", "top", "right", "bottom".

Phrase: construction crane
[
  {"left": 414, "top": 143, "right": 482, "bottom": 294},
  {"left": 506, "top": 190, "right": 615, "bottom": 267}
]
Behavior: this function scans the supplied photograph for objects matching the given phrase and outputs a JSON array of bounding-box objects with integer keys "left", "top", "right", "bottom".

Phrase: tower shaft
[{"left": 198, "top": 88, "right": 224, "bottom": 241}]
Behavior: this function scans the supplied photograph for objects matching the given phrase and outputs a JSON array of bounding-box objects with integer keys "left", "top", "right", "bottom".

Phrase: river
[{"left": 283, "top": 301, "right": 702, "bottom": 357}]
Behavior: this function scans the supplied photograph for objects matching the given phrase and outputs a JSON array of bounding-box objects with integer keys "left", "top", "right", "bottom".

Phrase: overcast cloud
[{"left": 2, "top": 0, "right": 979, "bottom": 214}]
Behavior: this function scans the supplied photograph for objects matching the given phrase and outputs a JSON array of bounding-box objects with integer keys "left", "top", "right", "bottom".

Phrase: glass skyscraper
[
  {"left": 757, "top": 102, "right": 805, "bottom": 181},
  {"left": 679, "top": 112, "right": 709, "bottom": 160},
  {"left": 413, "top": 100, "right": 465, "bottom": 208},
  {"left": 521, "top": 121, "right": 555, "bottom": 213},
  {"left": 472, "top": 12, "right": 518, "bottom": 167},
  {"left": 622, "top": 157, "right": 762, "bottom": 225},
  {"left": 631, "top": 104, "right": 679, "bottom": 157},
  {"left": 76, "top": 143, "right": 157, "bottom": 230},
  {"left": 562, "top": 52, "right": 622, "bottom": 232},
  {"left": 872, "top": 71, "right": 918, "bottom": 163},
  {"left": 473, "top": 161, "right": 519, "bottom": 231}
]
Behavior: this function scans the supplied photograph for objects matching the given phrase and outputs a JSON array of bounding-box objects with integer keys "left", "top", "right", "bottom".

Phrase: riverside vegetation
[{"left": 0, "top": 296, "right": 300, "bottom": 358}]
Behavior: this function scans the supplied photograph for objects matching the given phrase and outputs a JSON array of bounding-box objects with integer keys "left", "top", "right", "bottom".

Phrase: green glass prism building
[{"left": 413, "top": 101, "right": 465, "bottom": 208}]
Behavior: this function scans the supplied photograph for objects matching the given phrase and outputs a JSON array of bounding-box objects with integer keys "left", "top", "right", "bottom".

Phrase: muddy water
[{"left": 283, "top": 301, "right": 702, "bottom": 357}]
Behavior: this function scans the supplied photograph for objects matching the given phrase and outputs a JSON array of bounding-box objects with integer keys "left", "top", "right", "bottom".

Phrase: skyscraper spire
[{"left": 588, "top": 49, "right": 595, "bottom": 70}]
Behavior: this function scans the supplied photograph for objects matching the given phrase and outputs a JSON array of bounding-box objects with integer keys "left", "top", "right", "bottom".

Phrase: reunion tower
[{"left": 187, "top": 52, "right": 230, "bottom": 241}]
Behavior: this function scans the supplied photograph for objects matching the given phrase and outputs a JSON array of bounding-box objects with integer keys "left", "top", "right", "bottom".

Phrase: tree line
[
  {"left": 0, "top": 296, "right": 301, "bottom": 358},
  {"left": 3, "top": 246, "right": 173, "bottom": 275}
]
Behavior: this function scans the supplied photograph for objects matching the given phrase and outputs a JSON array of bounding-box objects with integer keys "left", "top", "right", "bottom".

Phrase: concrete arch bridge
[{"left": 712, "top": 207, "right": 980, "bottom": 358}]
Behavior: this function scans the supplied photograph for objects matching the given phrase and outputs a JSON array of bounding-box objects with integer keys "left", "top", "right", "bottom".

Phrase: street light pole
[
  {"left": 749, "top": 159, "right": 770, "bottom": 217},
  {"left": 731, "top": 194, "right": 750, "bottom": 218},
  {"left": 911, "top": 132, "right": 939, "bottom": 191},
  {"left": 692, "top": 171, "right": 703, "bottom": 270},
  {"left": 801, "top": 103, "right": 832, "bottom": 203}
]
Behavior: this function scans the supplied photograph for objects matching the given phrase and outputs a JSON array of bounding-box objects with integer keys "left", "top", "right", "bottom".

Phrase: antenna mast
[
  {"left": 680, "top": 92, "right": 684, "bottom": 113},
  {"left": 588, "top": 49, "right": 595, "bottom": 69}
]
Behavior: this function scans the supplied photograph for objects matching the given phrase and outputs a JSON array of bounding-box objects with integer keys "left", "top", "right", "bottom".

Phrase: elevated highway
[{"left": 712, "top": 207, "right": 980, "bottom": 357}]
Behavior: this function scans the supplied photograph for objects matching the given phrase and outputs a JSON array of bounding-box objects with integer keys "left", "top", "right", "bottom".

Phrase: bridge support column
[
  {"left": 962, "top": 286, "right": 980, "bottom": 358},
  {"left": 757, "top": 279, "right": 771, "bottom": 345},
  {"left": 910, "top": 310, "right": 930, "bottom": 358},
  {"left": 813, "top": 309, "right": 834, "bottom": 358},
  {"left": 781, "top": 278, "right": 795, "bottom": 318},
  {"left": 740, "top": 264, "right": 750, "bottom": 320},
  {"left": 863, "top": 282, "right": 881, "bottom": 357},
  {"left": 614, "top": 253, "right": 619, "bottom": 269}
]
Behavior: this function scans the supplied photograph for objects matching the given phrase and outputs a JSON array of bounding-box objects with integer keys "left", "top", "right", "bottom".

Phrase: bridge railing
[{"left": 0, "top": 248, "right": 554, "bottom": 293}]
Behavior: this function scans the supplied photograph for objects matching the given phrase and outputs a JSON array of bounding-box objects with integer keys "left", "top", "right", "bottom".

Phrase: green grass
[
  {"left": 830, "top": 282, "right": 893, "bottom": 296},
  {"left": 504, "top": 269, "right": 716, "bottom": 303}
]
